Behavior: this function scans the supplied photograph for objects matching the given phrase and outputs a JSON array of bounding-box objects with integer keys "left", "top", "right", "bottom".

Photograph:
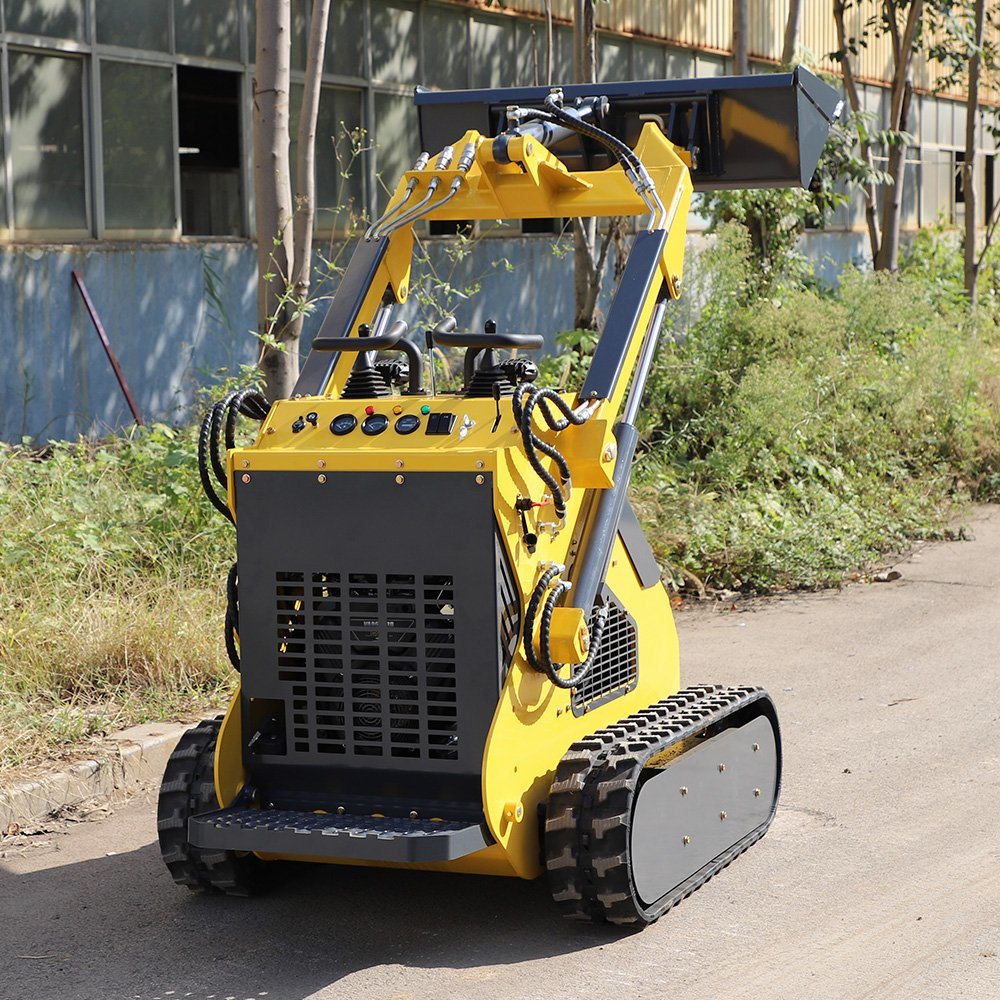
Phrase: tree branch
[{"left": 833, "top": 0, "right": 882, "bottom": 259}]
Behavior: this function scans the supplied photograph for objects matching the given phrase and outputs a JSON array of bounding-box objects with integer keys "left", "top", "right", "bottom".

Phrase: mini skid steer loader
[{"left": 158, "top": 68, "right": 841, "bottom": 925}]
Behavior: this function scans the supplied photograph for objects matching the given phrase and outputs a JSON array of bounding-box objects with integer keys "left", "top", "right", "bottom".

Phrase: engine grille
[
  {"left": 496, "top": 534, "right": 521, "bottom": 679},
  {"left": 571, "top": 596, "right": 638, "bottom": 715},
  {"left": 275, "top": 570, "right": 459, "bottom": 761}
]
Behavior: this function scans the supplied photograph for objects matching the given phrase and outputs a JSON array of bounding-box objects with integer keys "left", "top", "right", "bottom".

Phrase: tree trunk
[
  {"left": 873, "top": 0, "right": 923, "bottom": 272},
  {"left": 544, "top": 0, "right": 553, "bottom": 85},
  {"left": 286, "top": 0, "right": 332, "bottom": 363},
  {"left": 964, "top": 0, "right": 986, "bottom": 302},
  {"left": 732, "top": 0, "right": 749, "bottom": 74},
  {"left": 781, "top": 0, "right": 802, "bottom": 66},
  {"left": 254, "top": 0, "right": 295, "bottom": 400},
  {"left": 833, "top": 0, "right": 882, "bottom": 263},
  {"left": 572, "top": 0, "right": 601, "bottom": 331}
]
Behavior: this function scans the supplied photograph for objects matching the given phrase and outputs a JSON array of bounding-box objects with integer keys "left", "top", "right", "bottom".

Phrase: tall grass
[{"left": 0, "top": 427, "right": 237, "bottom": 775}]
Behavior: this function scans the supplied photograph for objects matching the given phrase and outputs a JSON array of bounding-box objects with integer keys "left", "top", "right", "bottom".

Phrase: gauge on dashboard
[
  {"left": 361, "top": 413, "right": 390, "bottom": 436},
  {"left": 394, "top": 414, "right": 421, "bottom": 435},
  {"left": 330, "top": 413, "right": 357, "bottom": 436}
]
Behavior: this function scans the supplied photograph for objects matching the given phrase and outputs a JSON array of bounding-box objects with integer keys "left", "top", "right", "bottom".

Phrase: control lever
[{"left": 491, "top": 383, "right": 503, "bottom": 433}]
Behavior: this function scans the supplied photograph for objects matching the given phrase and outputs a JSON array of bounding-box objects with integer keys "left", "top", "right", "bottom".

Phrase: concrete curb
[{"left": 0, "top": 722, "right": 190, "bottom": 831}]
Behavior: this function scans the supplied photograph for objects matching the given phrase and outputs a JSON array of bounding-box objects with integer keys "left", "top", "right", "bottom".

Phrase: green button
[{"left": 420, "top": 404, "right": 430, "bottom": 414}]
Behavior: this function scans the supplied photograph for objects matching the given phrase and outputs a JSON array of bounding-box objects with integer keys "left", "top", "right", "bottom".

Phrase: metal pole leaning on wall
[{"left": 71, "top": 269, "right": 145, "bottom": 428}]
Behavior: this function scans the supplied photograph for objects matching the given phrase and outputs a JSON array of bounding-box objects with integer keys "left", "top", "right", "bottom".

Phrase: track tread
[
  {"left": 544, "top": 685, "right": 781, "bottom": 926},
  {"left": 156, "top": 717, "right": 263, "bottom": 896}
]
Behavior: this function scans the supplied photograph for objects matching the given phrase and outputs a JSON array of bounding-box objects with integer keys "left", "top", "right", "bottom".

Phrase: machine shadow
[{"left": 1, "top": 841, "right": 622, "bottom": 1000}]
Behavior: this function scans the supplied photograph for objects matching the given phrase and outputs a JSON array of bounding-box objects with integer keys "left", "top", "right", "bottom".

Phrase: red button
[{"left": 365, "top": 405, "right": 375, "bottom": 415}]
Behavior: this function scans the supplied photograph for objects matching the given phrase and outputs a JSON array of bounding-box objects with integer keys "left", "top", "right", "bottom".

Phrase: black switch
[
  {"left": 292, "top": 416, "right": 306, "bottom": 433},
  {"left": 425, "top": 412, "right": 456, "bottom": 435}
]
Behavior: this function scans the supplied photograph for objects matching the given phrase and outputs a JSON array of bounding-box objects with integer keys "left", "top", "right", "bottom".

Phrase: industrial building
[{"left": 0, "top": 1, "right": 995, "bottom": 438}]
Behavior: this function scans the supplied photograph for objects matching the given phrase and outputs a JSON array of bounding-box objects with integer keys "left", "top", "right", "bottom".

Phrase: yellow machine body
[
  {"left": 161, "top": 68, "right": 841, "bottom": 920},
  {"left": 214, "top": 396, "right": 681, "bottom": 878},
  {"left": 209, "top": 119, "right": 692, "bottom": 879}
]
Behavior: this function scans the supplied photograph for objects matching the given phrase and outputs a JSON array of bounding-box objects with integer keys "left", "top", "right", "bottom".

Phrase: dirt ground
[{"left": 2, "top": 509, "right": 999, "bottom": 1000}]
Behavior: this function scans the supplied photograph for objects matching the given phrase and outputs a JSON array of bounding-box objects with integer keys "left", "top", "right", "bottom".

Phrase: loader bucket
[{"left": 414, "top": 65, "right": 843, "bottom": 191}]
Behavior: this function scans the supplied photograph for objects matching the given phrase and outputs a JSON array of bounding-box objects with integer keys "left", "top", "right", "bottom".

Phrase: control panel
[{"left": 275, "top": 398, "right": 506, "bottom": 449}]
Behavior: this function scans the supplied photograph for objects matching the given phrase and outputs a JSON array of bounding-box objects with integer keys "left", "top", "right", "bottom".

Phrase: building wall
[{"left": 0, "top": 0, "right": 996, "bottom": 439}]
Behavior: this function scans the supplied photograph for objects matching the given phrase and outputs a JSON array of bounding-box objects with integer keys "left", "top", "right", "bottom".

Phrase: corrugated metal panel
[{"left": 473, "top": 0, "right": 998, "bottom": 103}]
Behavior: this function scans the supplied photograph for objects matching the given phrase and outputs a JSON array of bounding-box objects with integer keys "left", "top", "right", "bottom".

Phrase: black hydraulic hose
[
  {"left": 197, "top": 388, "right": 270, "bottom": 524},
  {"left": 195, "top": 389, "right": 270, "bottom": 671},
  {"left": 541, "top": 94, "right": 649, "bottom": 182},
  {"left": 538, "top": 584, "right": 610, "bottom": 689},
  {"left": 522, "top": 566, "right": 610, "bottom": 688},
  {"left": 523, "top": 565, "right": 563, "bottom": 674},
  {"left": 513, "top": 384, "right": 593, "bottom": 520},
  {"left": 522, "top": 97, "right": 663, "bottom": 221},
  {"left": 208, "top": 394, "right": 234, "bottom": 486},
  {"left": 198, "top": 401, "right": 234, "bottom": 522},
  {"left": 225, "top": 389, "right": 269, "bottom": 451},
  {"left": 225, "top": 561, "right": 240, "bottom": 671}
]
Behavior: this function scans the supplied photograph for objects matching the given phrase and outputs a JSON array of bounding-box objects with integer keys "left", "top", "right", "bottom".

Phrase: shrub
[{"left": 634, "top": 224, "right": 1000, "bottom": 591}]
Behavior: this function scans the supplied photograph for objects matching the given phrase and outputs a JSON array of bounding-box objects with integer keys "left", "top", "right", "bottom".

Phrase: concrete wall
[{"left": 0, "top": 229, "right": 857, "bottom": 442}]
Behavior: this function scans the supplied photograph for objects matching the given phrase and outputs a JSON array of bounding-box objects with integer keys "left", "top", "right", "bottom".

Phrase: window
[
  {"left": 7, "top": 0, "right": 85, "bottom": 40},
  {"left": 423, "top": 6, "right": 468, "bottom": 90},
  {"left": 522, "top": 217, "right": 567, "bottom": 235},
  {"left": 370, "top": 2, "right": 418, "bottom": 83},
  {"left": 0, "top": 128, "right": 7, "bottom": 232},
  {"left": 553, "top": 27, "right": 574, "bottom": 83},
  {"left": 920, "top": 148, "right": 952, "bottom": 225},
  {"left": 326, "top": 0, "right": 365, "bottom": 79},
  {"left": 291, "top": 84, "right": 365, "bottom": 235},
  {"left": 634, "top": 42, "right": 665, "bottom": 81},
  {"left": 513, "top": 18, "right": 549, "bottom": 88},
  {"left": 315, "top": 87, "right": 365, "bottom": 231},
  {"left": 177, "top": 67, "right": 242, "bottom": 235},
  {"left": 373, "top": 92, "right": 419, "bottom": 212},
  {"left": 174, "top": 0, "right": 241, "bottom": 62},
  {"left": 96, "top": 0, "right": 170, "bottom": 51},
  {"left": 954, "top": 149, "right": 966, "bottom": 208},
  {"left": 665, "top": 48, "right": 694, "bottom": 80},
  {"left": 599, "top": 34, "right": 630, "bottom": 83},
  {"left": 470, "top": 15, "right": 516, "bottom": 89},
  {"left": 101, "top": 62, "right": 176, "bottom": 233},
  {"left": 8, "top": 50, "right": 88, "bottom": 234},
  {"left": 291, "top": 0, "right": 308, "bottom": 72}
]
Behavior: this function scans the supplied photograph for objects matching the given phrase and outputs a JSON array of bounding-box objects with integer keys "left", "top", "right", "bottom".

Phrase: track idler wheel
[{"left": 156, "top": 718, "right": 265, "bottom": 896}]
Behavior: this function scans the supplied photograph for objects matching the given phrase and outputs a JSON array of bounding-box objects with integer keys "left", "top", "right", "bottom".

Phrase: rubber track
[
  {"left": 544, "top": 685, "right": 780, "bottom": 926},
  {"left": 156, "top": 718, "right": 261, "bottom": 895}
]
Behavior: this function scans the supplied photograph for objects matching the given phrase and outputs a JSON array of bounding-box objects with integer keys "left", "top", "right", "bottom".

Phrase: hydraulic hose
[
  {"left": 365, "top": 151, "right": 431, "bottom": 240},
  {"left": 196, "top": 387, "right": 270, "bottom": 671},
  {"left": 225, "top": 561, "right": 240, "bottom": 671},
  {"left": 523, "top": 565, "right": 610, "bottom": 689},
  {"left": 512, "top": 383, "right": 595, "bottom": 521},
  {"left": 515, "top": 95, "right": 666, "bottom": 227}
]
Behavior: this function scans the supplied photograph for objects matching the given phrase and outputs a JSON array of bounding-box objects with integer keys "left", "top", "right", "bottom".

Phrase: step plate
[
  {"left": 188, "top": 807, "right": 491, "bottom": 863},
  {"left": 630, "top": 713, "right": 777, "bottom": 906}
]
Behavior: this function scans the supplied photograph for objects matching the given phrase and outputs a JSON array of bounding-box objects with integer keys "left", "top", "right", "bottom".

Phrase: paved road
[{"left": 3, "top": 509, "right": 999, "bottom": 1000}]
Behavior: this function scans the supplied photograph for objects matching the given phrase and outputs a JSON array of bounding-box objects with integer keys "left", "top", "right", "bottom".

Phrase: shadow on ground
[{"left": 1, "top": 843, "right": 619, "bottom": 1000}]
